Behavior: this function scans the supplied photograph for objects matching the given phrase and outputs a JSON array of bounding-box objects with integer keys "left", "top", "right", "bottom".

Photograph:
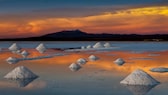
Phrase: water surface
[{"left": 0, "top": 41, "right": 168, "bottom": 95}]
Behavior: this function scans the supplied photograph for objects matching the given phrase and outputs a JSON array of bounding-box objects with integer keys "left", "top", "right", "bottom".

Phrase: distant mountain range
[{"left": 1, "top": 30, "right": 168, "bottom": 41}]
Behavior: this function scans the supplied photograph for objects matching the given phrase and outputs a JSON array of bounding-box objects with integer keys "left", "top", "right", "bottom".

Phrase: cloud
[{"left": 0, "top": 6, "right": 168, "bottom": 38}]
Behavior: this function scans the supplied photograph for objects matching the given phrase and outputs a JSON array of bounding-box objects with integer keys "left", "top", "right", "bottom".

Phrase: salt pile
[
  {"left": 21, "top": 50, "right": 29, "bottom": 58},
  {"left": 93, "top": 42, "right": 104, "bottom": 48},
  {"left": 4, "top": 66, "right": 38, "bottom": 79},
  {"left": 6, "top": 57, "right": 19, "bottom": 64},
  {"left": 86, "top": 45, "right": 92, "bottom": 49},
  {"left": 81, "top": 46, "right": 85, "bottom": 49},
  {"left": 150, "top": 67, "right": 168, "bottom": 73},
  {"left": 8, "top": 43, "right": 21, "bottom": 52},
  {"left": 114, "top": 58, "right": 125, "bottom": 66},
  {"left": 77, "top": 58, "right": 87, "bottom": 65},
  {"left": 89, "top": 55, "right": 99, "bottom": 61},
  {"left": 15, "top": 50, "right": 21, "bottom": 54},
  {"left": 104, "top": 42, "right": 111, "bottom": 48},
  {"left": 120, "top": 69, "right": 160, "bottom": 86},
  {"left": 69, "top": 63, "right": 81, "bottom": 71},
  {"left": 36, "top": 43, "right": 47, "bottom": 53}
]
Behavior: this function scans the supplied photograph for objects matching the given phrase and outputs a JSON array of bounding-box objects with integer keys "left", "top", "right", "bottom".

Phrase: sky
[{"left": 0, "top": 0, "right": 168, "bottom": 38}]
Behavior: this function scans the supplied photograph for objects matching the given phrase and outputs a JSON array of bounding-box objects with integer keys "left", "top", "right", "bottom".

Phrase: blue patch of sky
[{"left": 0, "top": 0, "right": 164, "bottom": 14}]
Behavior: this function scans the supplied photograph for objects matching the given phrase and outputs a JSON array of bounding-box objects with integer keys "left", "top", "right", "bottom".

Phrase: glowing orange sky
[{"left": 0, "top": 6, "right": 168, "bottom": 38}]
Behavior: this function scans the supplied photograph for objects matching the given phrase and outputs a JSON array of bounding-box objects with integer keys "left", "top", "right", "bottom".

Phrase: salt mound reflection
[
  {"left": 122, "top": 84, "right": 158, "bottom": 95},
  {"left": 5, "top": 77, "right": 38, "bottom": 87}
]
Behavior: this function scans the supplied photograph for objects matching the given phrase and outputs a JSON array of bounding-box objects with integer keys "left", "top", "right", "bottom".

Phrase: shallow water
[{"left": 0, "top": 41, "right": 168, "bottom": 95}]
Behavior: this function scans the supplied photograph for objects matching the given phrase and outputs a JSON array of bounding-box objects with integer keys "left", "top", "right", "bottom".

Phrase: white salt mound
[
  {"left": 8, "top": 43, "right": 21, "bottom": 52},
  {"left": 104, "top": 42, "right": 111, "bottom": 48},
  {"left": 120, "top": 69, "right": 160, "bottom": 86},
  {"left": 81, "top": 46, "right": 85, "bottom": 49},
  {"left": 6, "top": 57, "right": 19, "bottom": 64},
  {"left": 86, "top": 45, "right": 92, "bottom": 49},
  {"left": 16, "top": 50, "right": 21, "bottom": 53},
  {"left": 114, "top": 58, "right": 125, "bottom": 66},
  {"left": 69, "top": 63, "right": 81, "bottom": 71},
  {"left": 36, "top": 43, "right": 47, "bottom": 53},
  {"left": 89, "top": 55, "right": 99, "bottom": 61},
  {"left": 4, "top": 66, "right": 38, "bottom": 79},
  {"left": 77, "top": 58, "right": 87, "bottom": 65},
  {"left": 93, "top": 42, "right": 104, "bottom": 48},
  {"left": 150, "top": 67, "right": 168, "bottom": 73},
  {"left": 21, "top": 50, "right": 29, "bottom": 58},
  {"left": 11, "top": 50, "right": 22, "bottom": 54}
]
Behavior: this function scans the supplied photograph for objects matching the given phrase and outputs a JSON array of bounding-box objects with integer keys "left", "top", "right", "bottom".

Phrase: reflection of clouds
[
  {"left": 128, "top": 57, "right": 154, "bottom": 60},
  {"left": 83, "top": 50, "right": 168, "bottom": 75},
  {"left": 1, "top": 49, "right": 168, "bottom": 75},
  {"left": 106, "top": 54, "right": 117, "bottom": 56},
  {"left": 122, "top": 84, "right": 158, "bottom": 95},
  {"left": 148, "top": 54, "right": 160, "bottom": 57},
  {"left": 130, "top": 51, "right": 145, "bottom": 54}
]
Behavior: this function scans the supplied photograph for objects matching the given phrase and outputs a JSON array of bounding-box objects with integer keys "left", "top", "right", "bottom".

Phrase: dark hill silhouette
[
  {"left": 43, "top": 29, "right": 88, "bottom": 38},
  {"left": 0, "top": 30, "right": 168, "bottom": 41}
]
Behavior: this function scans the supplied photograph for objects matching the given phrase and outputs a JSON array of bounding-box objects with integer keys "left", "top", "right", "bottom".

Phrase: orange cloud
[{"left": 0, "top": 6, "right": 168, "bottom": 38}]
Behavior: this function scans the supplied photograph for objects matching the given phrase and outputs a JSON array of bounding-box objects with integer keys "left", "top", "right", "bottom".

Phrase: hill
[{"left": 0, "top": 30, "right": 168, "bottom": 41}]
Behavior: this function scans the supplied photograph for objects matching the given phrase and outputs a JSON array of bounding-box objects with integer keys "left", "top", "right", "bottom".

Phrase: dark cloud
[
  {"left": 31, "top": 6, "right": 130, "bottom": 17},
  {"left": 0, "top": 0, "right": 167, "bottom": 14}
]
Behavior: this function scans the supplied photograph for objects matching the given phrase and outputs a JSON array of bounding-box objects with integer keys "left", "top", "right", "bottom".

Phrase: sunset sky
[{"left": 0, "top": 0, "right": 168, "bottom": 38}]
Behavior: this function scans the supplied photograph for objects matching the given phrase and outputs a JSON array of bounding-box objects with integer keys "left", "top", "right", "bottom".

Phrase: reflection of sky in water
[
  {"left": 0, "top": 42, "right": 168, "bottom": 95},
  {"left": 0, "top": 41, "right": 168, "bottom": 51}
]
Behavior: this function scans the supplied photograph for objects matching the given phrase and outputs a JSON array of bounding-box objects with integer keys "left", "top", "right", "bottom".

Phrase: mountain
[
  {"left": 0, "top": 30, "right": 168, "bottom": 41},
  {"left": 43, "top": 29, "right": 88, "bottom": 38}
]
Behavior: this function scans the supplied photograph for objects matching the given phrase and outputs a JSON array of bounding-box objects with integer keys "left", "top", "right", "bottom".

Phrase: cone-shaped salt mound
[
  {"left": 93, "top": 42, "right": 104, "bottom": 48},
  {"left": 81, "top": 46, "right": 85, "bottom": 49},
  {"left": 36, "top": 43, "right": 47, "bottom": 53},
  {"left": 77, "top": 58, "right": 87, "bottom": 65},
  {"left": 69, "top": 63, "right": 81, "bottom": 72},
  {"left": 86, "top": 45, "right": 92, "bottom": 49},
  {"left": 114, "top": 58, "right": 125, "bottom": 66},
  {"left": 104, "top": 42, "right": 111, "bottom": 48},
  {"left": 21, "top": 50, "right": 29, "bottom": 58},
  {"left": 6, "top": 57, "right": 19, "bottom": 64},
  {"left": 4, "top": 66, "right": 38, "bottom": 79},
  {"left": 120, "top": 69, "right": 160, "bottom": 86},
  {"left": 15, "top": 50, "right": 21, "bottom": 54},
  {"left": 8, "top": 43, "right": 21, "bottom": 52},
  {"left": 89, "top": 55, "right": 99, "bottom": 61}
]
